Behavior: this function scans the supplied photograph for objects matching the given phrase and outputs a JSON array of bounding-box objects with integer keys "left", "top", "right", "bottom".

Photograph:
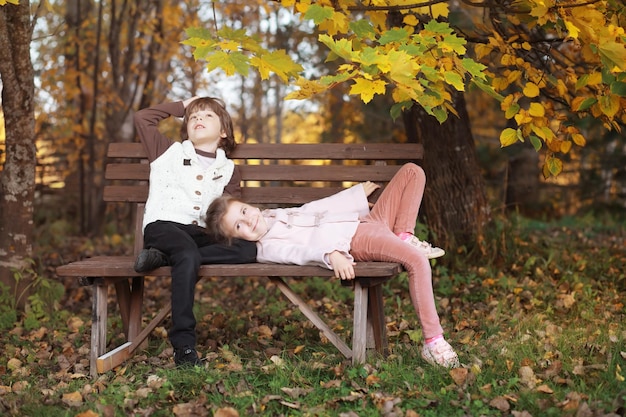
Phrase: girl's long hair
[{"left": 205, "top": 195, "right": 240, "bottom": 244}]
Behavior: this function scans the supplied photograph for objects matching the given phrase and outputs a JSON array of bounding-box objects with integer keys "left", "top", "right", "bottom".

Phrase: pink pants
[{"left": 350, "top": 163, "right": 444, "bottom": 339}]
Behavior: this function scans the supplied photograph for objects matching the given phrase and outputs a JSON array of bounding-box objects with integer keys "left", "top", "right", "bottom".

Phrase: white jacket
[
  {"left": 257, "top": 184, "right": 370, "bottom": 269},
  {"left": 142, "top": 141, "right": 234, "bottom": 230}
]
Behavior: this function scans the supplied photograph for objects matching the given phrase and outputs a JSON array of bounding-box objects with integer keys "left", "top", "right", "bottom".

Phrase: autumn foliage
[{"left": 184, "top": 0, "right": 626, "bottom": 177}]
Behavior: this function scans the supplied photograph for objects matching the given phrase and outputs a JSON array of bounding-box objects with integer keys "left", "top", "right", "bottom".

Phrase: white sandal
[
  {"left": 422, "top": 338, "right": 460, "bottom": 368},
  {"left": 403, "top": 235, "right": 445, "bottom": 259}
]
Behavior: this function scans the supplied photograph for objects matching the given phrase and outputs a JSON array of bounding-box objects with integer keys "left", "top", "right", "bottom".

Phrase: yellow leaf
[
  {"left": 500, "top": 128, "right": 519, "bottom": 147},
  {"left": 564, "top": 20, "right": 580, "bottom": 39},
  {"left": 587, "top": 72, "right": 602, "bottom": 86},
  {"left": 350, "top": 77, "right": 386, "bottom": 103},
  {"left": 403, "top": 15, "right": 418, "bottom": 26},
  {"left": 599, "top": 94, "right": 620, "bottom": 118},
  {"left": 571, "top": 133, "right": 587, "bottom": 146},
  {"left": 528, "top": 102, "right": 545, "bottom": 117},
  {"left": 475, "top": 44, "right": 493, "bottom": 60},
  {"left": 523, "top": 82, "right": 540, "bottom": 98},
  {"left": 560, "top": 140, "right": 572, "bottom": 154},
  {"left": 506, "top": 70, "right": 522, "bottom": 84}
]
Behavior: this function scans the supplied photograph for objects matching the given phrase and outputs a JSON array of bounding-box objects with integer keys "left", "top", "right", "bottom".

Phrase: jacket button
[
  {"left": 196, "top": 175, "right": 203, "bottom": 180},
  {"left": 193, "top": 206, "right": 200, "bottom": 210},
  {"left": 195, "top": 191, "right": 201, "bottom": 196},
  {"left": 192, "top": 220, "right": 198, "bottom": 225}
]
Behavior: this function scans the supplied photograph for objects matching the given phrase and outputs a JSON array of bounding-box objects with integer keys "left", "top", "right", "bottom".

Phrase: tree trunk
[
  {"left": 404, "top": 91, "right": 490, "bottom": 251},
  {"left": 0, "top": 1, "right": 36, "bottom": 309}
]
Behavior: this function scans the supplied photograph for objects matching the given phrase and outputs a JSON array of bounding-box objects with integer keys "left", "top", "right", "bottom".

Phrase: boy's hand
[
  {"left": 182, "top": 96, "right": 200, "bottom": 108},
  {"left": 328, "top": 251, "right": 356, "bottom": 280}
]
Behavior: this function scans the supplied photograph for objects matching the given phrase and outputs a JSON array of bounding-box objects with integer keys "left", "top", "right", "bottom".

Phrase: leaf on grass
[
  {"left": 281, "top": 387, "right": 312, "bottom": 399},
  {"left": 489, "top": 396, "right": 510, "bottom": 411},
  {"left": 62, "top": 391, "right": 83, "bottom": 407},
  {"left": 366, "top": 374, "right": 381, "bottom": 386},
  {"left": 75, "top": 411, "right": 99, "bottom": 417},
  {"left": 67, "top": 316, "right": 84, "bottom": 332},
  {"left": 449, "top": 367, "right": 468, "bottom": 386},
  {"left": 214, "top": 407, "right": 239, "bottom": 417},
  {"left": 519, "top": 366, "right": 538, "bottom": 389},
  {"left": 536, "top": 384, "right": 554, "bottom": 394},
  {"left": 7, "top": 358, "right": 22, "bottom": 371}
]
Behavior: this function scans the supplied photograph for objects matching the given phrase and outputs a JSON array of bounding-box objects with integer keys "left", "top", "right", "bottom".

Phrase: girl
[{"left": 205, "top": 163, "right": 459, "bottom": 368}]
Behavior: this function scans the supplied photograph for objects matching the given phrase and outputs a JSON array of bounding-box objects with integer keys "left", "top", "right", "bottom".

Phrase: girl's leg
[
  {"left": 351, "top": 223, "right": 459, "bottom": 367},
  {"left": 351, "top": 223, "right": 443, "bottom": 338},
  {"left": 364, "top": 163, "right": 425, "bottom": 235},
  {"left": 366, "top": 163, "right": 444, "bottom": 259}
]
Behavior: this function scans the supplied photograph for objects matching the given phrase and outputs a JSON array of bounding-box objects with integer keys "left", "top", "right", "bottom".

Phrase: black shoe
[
  {"left": 133, "top": 248, "right": 168, "bottom": 272},
  {"left": 174, "top": 346, "right": 203, "bottom": 368}
]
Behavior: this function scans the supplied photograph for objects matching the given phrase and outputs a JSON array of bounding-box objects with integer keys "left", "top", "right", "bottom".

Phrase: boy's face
[
  {"left": 221, "top": 201, "right": 268, "bottom": 242},
  {"left": 186, "top": 109, "right": 225, "bottom": 149}
]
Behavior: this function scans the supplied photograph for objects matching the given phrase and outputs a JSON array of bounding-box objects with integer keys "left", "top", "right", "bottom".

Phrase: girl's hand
[
  {"left": 328, "top": 251, "right": 356, "bottom": 280},
  {"left": 362, "top": 181, "right": 380, "bottom": 197}
]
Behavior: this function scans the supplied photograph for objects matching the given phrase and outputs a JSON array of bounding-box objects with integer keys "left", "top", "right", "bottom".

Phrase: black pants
[{"left": 143, "top": 220, "right": 257, "bottom": 349}]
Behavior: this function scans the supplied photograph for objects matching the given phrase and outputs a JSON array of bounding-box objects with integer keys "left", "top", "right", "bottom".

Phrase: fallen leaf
[
  {"left": 489, "top": 396, "right": 510, "bottom": 411},
  {"left": 519, "top": 366, "right": 537, "bottom": 389},
  {"left": 7, "top": 358, "right": 22, "bottom": 371},
  {"left": 536, "top": 384, "right": 554, "bottom": 394},
  {"left": 450, "top": 367, "right": 468, "bottom": 386},
  {"left": 11, "top": 381, "right": 29, "bottom": 393},
  {"left": 76, "top": 411, "right": 99, "bottom": 417},
  {"left": 62, "top": 391, "right": 83, "bottom": 407},
  {"left": 214, "top": 407, "right": 239, "bottom": 417}
]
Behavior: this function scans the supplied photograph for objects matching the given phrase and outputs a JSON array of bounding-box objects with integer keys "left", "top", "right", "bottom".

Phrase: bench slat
[
  {"left": 106, "top": 163, "right": 405, "bottom": 182},
  {"left": 108, "top": 142, "right": 424, "bottom": 160},
  {"left": 104, "top": 185, "right": 375, "bottom": 205}
]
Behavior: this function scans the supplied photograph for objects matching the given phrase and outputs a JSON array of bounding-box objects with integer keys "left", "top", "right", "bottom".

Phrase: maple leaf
[
  {"left": 251, "top": 50, "right": 303, "bottom": 82},
  {"left": 598, "top": 41, "right": 626, "bottom": 72},
  {"left": 206, "top": 51, "right": 250, "bottom": 77},
  {"left": 350, "top": 77, "right": 386, "bottom": 103}
]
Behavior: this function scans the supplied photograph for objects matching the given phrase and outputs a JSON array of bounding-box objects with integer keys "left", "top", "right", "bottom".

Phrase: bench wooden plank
[{"left": 107, "top": 142, "right": 424, "bottom": 160}]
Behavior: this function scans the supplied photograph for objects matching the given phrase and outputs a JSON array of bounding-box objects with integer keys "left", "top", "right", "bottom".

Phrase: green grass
[{"left": 0, "top": 213, "right": 625, "bottom": 415}]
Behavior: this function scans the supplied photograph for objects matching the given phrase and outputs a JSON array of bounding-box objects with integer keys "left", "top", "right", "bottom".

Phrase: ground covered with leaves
[{"left": 1, "top": 213, "right": 625, "bottom": 416}]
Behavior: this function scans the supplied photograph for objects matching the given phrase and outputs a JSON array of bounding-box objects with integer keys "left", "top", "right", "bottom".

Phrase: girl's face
[
  {"left": 186, "top": 109, "right": 225, "bottom": 149},
  {"left": 221, "top": 201, "right": 268, "bottom": 242}
]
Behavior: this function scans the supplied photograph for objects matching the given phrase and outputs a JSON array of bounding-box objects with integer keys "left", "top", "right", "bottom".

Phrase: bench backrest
[{"left": 105, "top": 142, "right": 424, "bottom": 255}]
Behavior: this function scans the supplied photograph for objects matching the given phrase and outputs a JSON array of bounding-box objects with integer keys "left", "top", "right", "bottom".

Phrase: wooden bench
[{"left": 56, "top": 142, "right": 424, "bottom": 378}]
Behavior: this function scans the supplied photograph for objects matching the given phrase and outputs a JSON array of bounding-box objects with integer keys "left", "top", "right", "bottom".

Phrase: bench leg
[
  {"left": 367, "top": 284, "right": 388, "bottom": 356},
  {"left": 114, "top": 276, "right": 144, "bottom": 341},
  {"left": 352, "top": 281, "right": 369, "bottom": 365},
  {"left": 269, "top": 276, "right": 353, "bottom": 359},
  {"left": 91, "top": 281, "right": 108, "bottom": 379}
]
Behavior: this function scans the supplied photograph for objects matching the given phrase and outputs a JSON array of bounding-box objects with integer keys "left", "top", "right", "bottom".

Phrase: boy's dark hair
[
  {"left": 180, "top": 97, "right": 237, "bottom": 156},
  {"left": 205, "top": 195, "right": 240, "bottom": 245}
]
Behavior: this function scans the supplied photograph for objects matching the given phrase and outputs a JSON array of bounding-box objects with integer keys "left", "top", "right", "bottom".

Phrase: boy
[{"left": 133, "top": 96, "right": 256, "bottom": 367}]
